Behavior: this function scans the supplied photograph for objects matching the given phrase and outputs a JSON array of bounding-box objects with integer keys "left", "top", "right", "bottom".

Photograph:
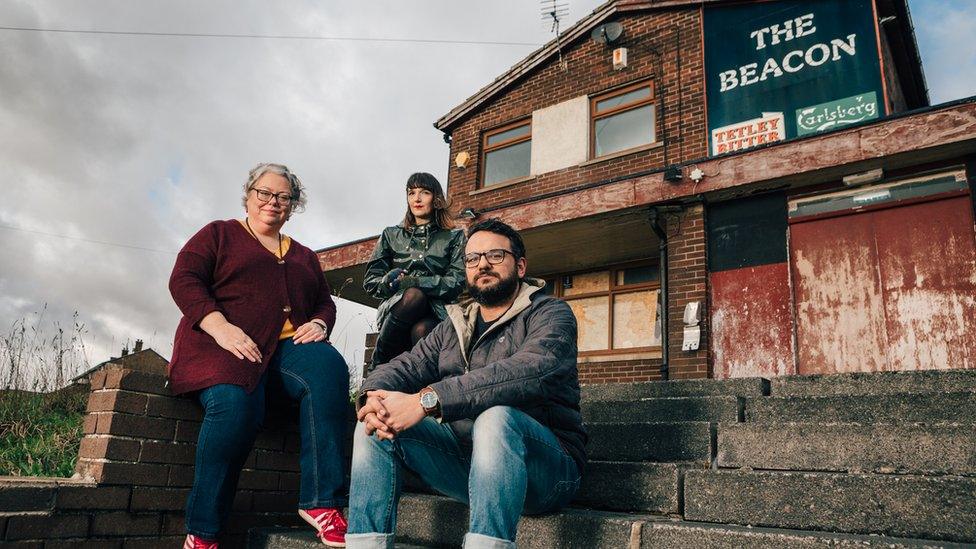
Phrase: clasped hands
[{"left": 357, "top": 390, "right": 426, "bottom": 440}]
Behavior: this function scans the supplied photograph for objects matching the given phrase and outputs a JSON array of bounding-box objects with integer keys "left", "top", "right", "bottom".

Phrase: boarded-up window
[{"left": 554, "top": 263, "right": 661, "bottom": 355}]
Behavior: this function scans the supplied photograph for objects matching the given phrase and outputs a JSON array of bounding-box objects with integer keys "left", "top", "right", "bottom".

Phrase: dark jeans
[{"left": 185, "top": 339, "right": 350, "bottom": 539}]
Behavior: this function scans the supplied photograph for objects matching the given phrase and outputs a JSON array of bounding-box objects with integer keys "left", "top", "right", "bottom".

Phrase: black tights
[
  {"left": 373, "top": 288, "right": 438, "bottom": 367},
  {"left": 391, "top": 288, "right": 439, "bottom": 345}
]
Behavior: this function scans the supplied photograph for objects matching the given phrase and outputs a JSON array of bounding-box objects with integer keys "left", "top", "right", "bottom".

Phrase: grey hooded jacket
[{"left": 360, "top": 278, "right": 587, "bottom": 473}]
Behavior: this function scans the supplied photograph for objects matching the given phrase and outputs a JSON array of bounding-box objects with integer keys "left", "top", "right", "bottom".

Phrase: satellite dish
[{"left": 591, "top": 22, "right": 623, "bottom": 45}]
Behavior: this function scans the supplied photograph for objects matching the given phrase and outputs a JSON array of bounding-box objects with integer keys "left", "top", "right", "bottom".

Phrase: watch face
[{"left": 421, "top": 391, "right": 438, "bottom": 408}]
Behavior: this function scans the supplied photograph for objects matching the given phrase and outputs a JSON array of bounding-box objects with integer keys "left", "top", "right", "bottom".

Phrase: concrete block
[
  {"left": 586, "top": 421, "right": 713, "bottom": 463},
  {"left": 684, "top": 469, "right": 976, "bottom": 543},
  {"left": 583, "top": 377, "right": 768, "bottom": 401},
  {"left": 640, "top": 519, "right": 974, "bottom": 548},
  {"left": 771, "top": 369, "right": 976, "bottom": 397},
  {"left": 574, "top": 461, "right": 681, "bottom": 513},
  {"left": 718, "top": 423, "right": 976, "bottom": 475},
  {"left": 745, "top": 392, "right": 976, "bottom": 424},
  {"left": 584, "top": 396, "right": 741, "bottom": 423}
]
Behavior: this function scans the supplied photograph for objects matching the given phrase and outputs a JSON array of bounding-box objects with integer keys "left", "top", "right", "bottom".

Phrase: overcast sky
[{"left": 0, "top": 0, "right": 972, "bottom": 386}]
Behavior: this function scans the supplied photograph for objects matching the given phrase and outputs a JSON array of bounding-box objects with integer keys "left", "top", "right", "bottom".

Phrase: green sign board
[
  {"left": 796, "top": 92, "right": 879, "bottom": 136},
  {"left": 704, "top": 0, "right": 886, "bottom": 156}
]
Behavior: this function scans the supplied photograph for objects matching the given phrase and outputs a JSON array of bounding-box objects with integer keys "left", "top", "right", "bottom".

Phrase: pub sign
[{"left": 704, "top": 0, "right": 886, "bottom": 156}]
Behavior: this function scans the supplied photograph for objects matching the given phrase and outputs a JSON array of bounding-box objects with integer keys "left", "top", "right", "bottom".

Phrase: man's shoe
[
  {"left": 184, "top": 534, "right": 218, "bottom": 549},
  {"left": 299, "top": 507, "right": 347, "bottom": 547}
]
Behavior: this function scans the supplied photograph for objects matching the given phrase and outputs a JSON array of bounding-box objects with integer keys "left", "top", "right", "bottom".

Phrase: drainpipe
[{"left": 648, "top": 208, "right": 669, "bottom": 381}]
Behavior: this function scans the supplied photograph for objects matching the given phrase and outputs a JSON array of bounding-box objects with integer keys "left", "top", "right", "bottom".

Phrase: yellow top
[{"left": 238, "top": 220, "right": 296, "bottom": 340}]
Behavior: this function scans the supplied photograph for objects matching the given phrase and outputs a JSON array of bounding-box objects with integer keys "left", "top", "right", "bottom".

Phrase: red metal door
[{"left": 790, "top": 193, "right": 976, "bottom": 374}]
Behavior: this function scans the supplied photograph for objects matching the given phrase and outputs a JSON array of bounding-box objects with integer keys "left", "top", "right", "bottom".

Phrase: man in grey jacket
[{"left": 346, "top": 218, "right": 586, "bottom": 549}]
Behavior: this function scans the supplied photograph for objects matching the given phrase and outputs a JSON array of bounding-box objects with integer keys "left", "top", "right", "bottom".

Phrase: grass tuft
[{"left": 0, "top": 386, "right": 88, "bottom": 477}]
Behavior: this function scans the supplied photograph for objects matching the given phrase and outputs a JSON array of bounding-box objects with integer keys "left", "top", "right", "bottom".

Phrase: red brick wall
[
  {"left": 444, "top": 7, "right": 707, "bottom": 214},
  {"left": 666, "top": 204, "right": 709, "bottom": 379},
  {"left": 578, "top": 358, "right": 663, "bottom": 384},
  {"left": 0, "top": 366, "right": 348, "bottom": 548}
]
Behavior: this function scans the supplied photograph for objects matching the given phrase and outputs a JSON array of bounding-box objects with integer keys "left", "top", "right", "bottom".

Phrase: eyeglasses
[
  {"left": 463, "top": 249, "right": 515, "bottom": 267},
  {"left": 251, "top": 188, "right": 295, "bottom": 206}
]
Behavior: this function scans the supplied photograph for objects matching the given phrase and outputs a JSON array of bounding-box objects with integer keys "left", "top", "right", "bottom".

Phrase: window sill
[
  {"left": 577, "top": 348, "right": 662, "bottom": 363},
  {"left": 469, "top": 175, "right": 535, "bottom": 196},
  {"left": 579, "top": 141, "right": 663, "bottom": 167}
]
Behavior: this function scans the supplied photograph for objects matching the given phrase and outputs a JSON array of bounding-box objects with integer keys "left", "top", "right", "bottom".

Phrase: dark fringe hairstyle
[
  {"left": 402, "top": 172, "right": 454, "bottom": 229},
  {"left": 467, "top": 218, "right": 526, "bottom": 260}
]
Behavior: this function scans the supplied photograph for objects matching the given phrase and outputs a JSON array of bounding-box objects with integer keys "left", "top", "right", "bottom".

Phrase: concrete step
[
  {"left": 744, "top": 391, "right": 976, "bottom": 424},
  {"left": 391, "top": 493, "right": 650, "bottom": 548},
  {"left": 639, "top": 519, "right": 972, "bottom": 548},
  {"left": 249, "top": 508, "right": 972, "bottom": 548},
  {"left": 404, "top": 459, "right": 686, "bottom": 514},
  {"left": 583, "top": 396, "right": 741, "bottom": 423},
  {"left": 586, "top": 421, "right": 713, "bottom": 463},
  {"left": 771, "top": 368, "right": 976, "bottom": 397},
  {"left": 684, "top": 469, "right": 976, "bottom": 543},
  {"left": 718, "top": 422, "right": 976, "bottom": 475},
  {"left": 574, "top": 460, "right": 687, "bottom": 513},
  {"left": 583, "top": 377, "right": 768, "bottom": 401}
]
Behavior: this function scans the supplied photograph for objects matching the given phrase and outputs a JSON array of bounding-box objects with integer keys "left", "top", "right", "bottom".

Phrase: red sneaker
[
  {"left": 184, "top": 534, "right": 219, "bottom": 549},
  {"left": 299, "top": 507, "right": 347, "bottom": 547}
]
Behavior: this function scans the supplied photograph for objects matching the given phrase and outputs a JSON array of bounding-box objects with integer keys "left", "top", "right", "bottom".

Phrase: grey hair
[{"left": 241, "top": 162, "right": 307, "bottom": 216}]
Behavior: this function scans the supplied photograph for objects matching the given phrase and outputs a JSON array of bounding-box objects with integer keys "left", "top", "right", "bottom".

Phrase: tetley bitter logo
[{"left": 795, "top": 92, "right": 879, "bottom": 136}]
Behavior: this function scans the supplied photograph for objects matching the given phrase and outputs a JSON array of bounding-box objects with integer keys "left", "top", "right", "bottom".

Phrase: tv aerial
[{"left": 541, "top": 0, "right": 570, "bottom": 71}]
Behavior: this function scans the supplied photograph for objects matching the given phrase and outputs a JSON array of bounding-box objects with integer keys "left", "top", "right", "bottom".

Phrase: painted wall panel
[
  {"left": 530, "top": 96, "right": 589, "bottom": 175},
  {"left": 790, "top": 213, "right": 889, "bottom": 374},
  {"left": 711, "top": 263, "right": 795, "bottom": 379},
  {"left": 872, "top": 196, "right": 976, "bottom": 370}
]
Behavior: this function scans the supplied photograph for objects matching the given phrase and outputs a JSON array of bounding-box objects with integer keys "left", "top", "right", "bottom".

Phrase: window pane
[
  {"left": 612, "top": 290, "right": 660, "bottom": 349},
  {"left": 487, "top": 124, "right": 530, "bottom": 147},
  {"left": 563, "top": 271, "right": 610, "bottom": 296},
  {"left": 596, "top": 86, "right": 651, "bottom": 113},
  {"left": 567, "top": 296, "right": 609, "bottom": 352},
  {"left": 594, "top": 104, "right": 655, "bottom": 157},
  {"left": 484, "top": 140, "right": 531, "bottom": 186},
  {"left": 616, "top": 265, "right": 660, "bottom": 286}
]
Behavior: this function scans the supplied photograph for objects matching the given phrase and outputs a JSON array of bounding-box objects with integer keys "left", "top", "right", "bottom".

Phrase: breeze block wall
[{"left": 0, "top": 365, "right": 351, "bottom": 548}]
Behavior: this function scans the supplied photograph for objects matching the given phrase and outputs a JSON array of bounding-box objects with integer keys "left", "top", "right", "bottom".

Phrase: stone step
[
  {"left": 404, "top": 459, "right": 686, "bottom": 515},
  {"left": 249, "top": 506, "right": 972, "bottom": 548},
  {"left": 391, "top": 493, "right": 649, "bottom": 548},
  {"left": 771, "top": 368, "right": 976, "bottom": 397},
  {"left": 586, "top": 421, "right": 714, "bottom": 463},
  {"left": 639, "top": 519, "right": 973, "bottom": 548},
  {"left": 718, "top": 423, "right": 976, "bottom": 475},
  {"left": 574, "top": 460, "right": 687, "bottom": 514},
  {"left": 744, "top": 391, "right": 976, "bottom": 424},
  {"left": 583, "top": 377, "right": 768, "bottom": 401},
  {"left": 583, "top": 396, "right": 741, "bottom": 423},
  {"left": 684, "top": 469, "right": 976, "bottom": 543}
]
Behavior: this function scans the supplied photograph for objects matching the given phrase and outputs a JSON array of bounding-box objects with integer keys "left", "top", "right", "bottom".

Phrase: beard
[{"left": 468, "top": 269, "right": 520, "bottom": 307}]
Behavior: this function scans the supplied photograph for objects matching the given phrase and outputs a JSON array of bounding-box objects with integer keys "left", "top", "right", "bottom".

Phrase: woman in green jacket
[{"left": 363, "top": 173, "right": 466, "bottom": 370}]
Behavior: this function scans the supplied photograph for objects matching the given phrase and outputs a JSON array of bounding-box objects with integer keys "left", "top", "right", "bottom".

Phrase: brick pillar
[
  {"left": 74, "top": 365, "right": 306, "bottom": 547},
  {"left": 666, "top": 203, "right": 710, "bottom": 379}
]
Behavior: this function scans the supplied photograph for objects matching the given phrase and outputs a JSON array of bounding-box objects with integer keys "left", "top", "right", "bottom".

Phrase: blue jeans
[
  {"left": 185, "top": 339, "right": 350, "bottom": 539},
  {"left": 346, "top": 406, "right": 581, "bottom": 549}
]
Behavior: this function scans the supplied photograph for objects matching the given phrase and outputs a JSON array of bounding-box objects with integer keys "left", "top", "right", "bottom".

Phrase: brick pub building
[{"left": 320, "top": 0, "right": 976, "bottom": 383}]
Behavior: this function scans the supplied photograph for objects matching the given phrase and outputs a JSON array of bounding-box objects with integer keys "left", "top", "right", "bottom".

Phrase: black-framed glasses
[
  {"left": 251, "top": 188, "right": 296, "bottom": 206},
  {"left": 463, "top": 249, "right": 515, "bottom": 267}
]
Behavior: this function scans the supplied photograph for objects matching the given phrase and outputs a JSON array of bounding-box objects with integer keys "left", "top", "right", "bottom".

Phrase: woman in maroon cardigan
[{"left": 169, "top": 163, "right": 348, "bottom": 548}]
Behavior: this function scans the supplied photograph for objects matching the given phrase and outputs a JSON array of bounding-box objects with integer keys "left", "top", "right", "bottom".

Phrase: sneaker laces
[{"left": 315, "top": 510, "right": 348, "bottom": 541}]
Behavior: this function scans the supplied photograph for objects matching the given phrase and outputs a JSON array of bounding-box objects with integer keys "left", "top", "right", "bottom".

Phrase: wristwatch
[{"left": 419, "top": 387, "right": 440, "bottom": 417}]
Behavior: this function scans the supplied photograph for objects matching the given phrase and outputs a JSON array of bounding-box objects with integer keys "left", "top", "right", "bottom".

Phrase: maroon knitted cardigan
[{"left": 167, "top": 219, "right": 336, "bottom": 395}]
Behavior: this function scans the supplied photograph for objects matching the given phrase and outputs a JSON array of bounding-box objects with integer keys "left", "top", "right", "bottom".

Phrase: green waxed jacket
[{"left": 363, "top": 223, "right": 466, "bottom": 330}]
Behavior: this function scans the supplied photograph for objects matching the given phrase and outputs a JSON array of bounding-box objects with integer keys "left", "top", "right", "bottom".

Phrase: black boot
[{"left": 368, "top": 313, "right": 411, "bottom": 374}]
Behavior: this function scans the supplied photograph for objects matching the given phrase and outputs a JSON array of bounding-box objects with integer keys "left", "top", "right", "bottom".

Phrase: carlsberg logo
[{"left": 795, "top": 92, "right": 879, "bottom": 136}]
